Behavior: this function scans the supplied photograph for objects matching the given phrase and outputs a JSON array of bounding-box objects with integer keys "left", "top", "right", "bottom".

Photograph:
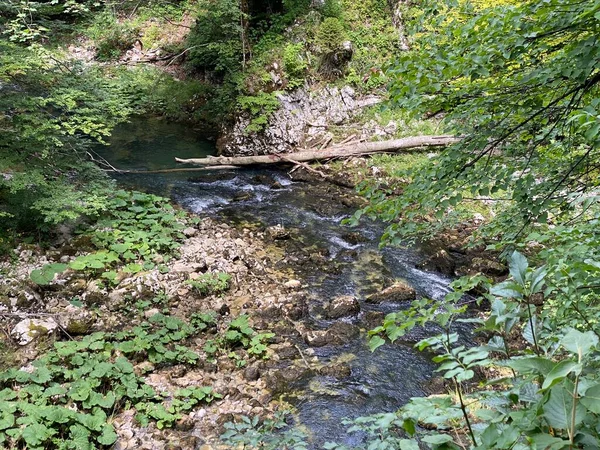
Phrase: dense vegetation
[
  {"left": 2, "top": 0, "right": 600, "bottom": 448},
  {"left": 343, "top": 0, "right": 600, "bottom": 448}
]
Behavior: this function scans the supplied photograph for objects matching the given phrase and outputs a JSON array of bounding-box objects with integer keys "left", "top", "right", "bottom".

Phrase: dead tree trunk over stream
[{"left": 175, "top": 135, "right": 460, "bottom": 167}]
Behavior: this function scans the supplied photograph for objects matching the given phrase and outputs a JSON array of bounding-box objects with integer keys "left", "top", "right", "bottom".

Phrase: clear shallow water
[{"left": 97, "top": 118, "right": 467, "bottom": 448}]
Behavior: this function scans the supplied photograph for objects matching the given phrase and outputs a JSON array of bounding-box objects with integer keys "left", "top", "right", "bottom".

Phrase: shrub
[
  {"left": 186, "top": 0, "right": 243, "bottom": 75},
  {"left": 186, "top": 272, "right": 231, "bottom": 296},
  {"left": 316, "top": 17, "right": 346, "bottom": 53},
  {"left": 321, "top": 0, "right": 343, "bottom": 18},
  {"left": 282, "top": 43, "right": 308, "bottom": 86}
]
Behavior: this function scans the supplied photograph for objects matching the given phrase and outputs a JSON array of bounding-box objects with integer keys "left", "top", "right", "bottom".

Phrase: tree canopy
[{"left": 359, "top": 0, "right": 600, "bottom": 244}]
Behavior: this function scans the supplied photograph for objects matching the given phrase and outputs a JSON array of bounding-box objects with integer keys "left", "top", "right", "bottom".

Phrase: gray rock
[
  {"left": 171, "top": 263, "right": 195, "bottom": 273},
  {"left": 267, "top": 225, "right": 290, "bottom": 240},
  {"left": 12, "top": 318, "right": 58, "bottom": 345},
  {"left": 144, "top": 308, "right": 161, "bottom": 319},
  {"left": 217, "top": 85, "right": 381, "bottom": 156},
  {"left": 284, "top": 279, "right": 302, "bottom": 290},
  {"left": 325, "top": 322, "right": 360, "bottom": 345},
  {"left": 304, "top": 330, "right": 329, "bottom": 347},
  {"left": 244, "top": 366, "right": 260, "bottom": 381},
  {"left": 183, "top": 227, "right": 198, "bottom": 237}
]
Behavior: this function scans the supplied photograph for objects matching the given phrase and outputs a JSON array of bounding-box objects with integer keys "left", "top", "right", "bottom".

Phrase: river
[{"left": 96, "top": 117, "right": 460, "bottom": 448}]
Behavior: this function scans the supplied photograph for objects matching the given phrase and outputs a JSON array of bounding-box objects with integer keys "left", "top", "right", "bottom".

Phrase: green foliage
[
  {"left": 186, "top": 0, "right": 243, "bottom": 75},
  {"left": 186, "top": 272, "right": 231, "bottom": 296},
  {"left": 30, "top": 263, "right": 68, "bottom": 285},
  {"left": 361, "top": 251, "right": 600, "bottom": 449},
  {"left": 202, "top": 315, "right": 274, "bottom": 363},
  {"left": 86, "top": 11, "right": 139, "bottom": 61},
  {"left": 238, "top": 91, "right": 281, "bottom": 133},
  {"left": 362, "top": 0, "right": 600, "bottom": 244},
  {"left": 0, "top": 322, "right": 220, "bottom": 449},
  {"left": 220, "top": 412, "right": 308, "bottom": 449},
  {"left": 0, "top": 41, "right": 133, "bottom": 235},
  {"left": 316, "top": 17, "right": 346, "bottom": 54},
  {"left": 283, "top": 43, "right": 308, "bottom": 87},
  {"left": 320, "top": 0, "right": 343, "bottom": 19},
  {"left": 69, "top": 190, "right": 184, "bottom": 279}
]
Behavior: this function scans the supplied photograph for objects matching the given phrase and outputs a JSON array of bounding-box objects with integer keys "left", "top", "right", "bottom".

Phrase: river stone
[
  {"left": 470, "top": 257, "right": 507, "bottom": 276},
  {"left": 326, "top": 295, "right": 360, "bottom": 319},
  {"left": 418, "top": 249, "right": 455, "bottom": 276},
  {"left": 284, "top": 279, "right": 302, "bottom": 290},
  {"left": 12, "top": 318, "right": 58, "bottom": 345},
  {"left": 304, "top": 330, "right": 329, "bottom": 347},
  {"left": 267, "top": 224, "right": 290, "bottom": 240},
  {"left": 244, "top": 366, "right": 260, "bottom": 381},
  {"left": 366, "top": 281, "right": 416, "bottom": 304},
  {"left": 325, "top": 322, "right": 360, "bottom": 345},
  {"left": 59, "top": 304, "right": 95, "bottom": 335},
  {"left": 183, "top": 227, "right": 198, "bottom": 237}
]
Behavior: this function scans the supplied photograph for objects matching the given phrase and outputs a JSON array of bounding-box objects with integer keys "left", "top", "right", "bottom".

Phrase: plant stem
[
  {"left": 454, "top": 378, "right": 477, "bottom": 447},
  {"left": 525, "top": 299, "right": 540, "bottom": 355},
  {"left": 569, "top": 352, "right": 581, "bottom": 449}
]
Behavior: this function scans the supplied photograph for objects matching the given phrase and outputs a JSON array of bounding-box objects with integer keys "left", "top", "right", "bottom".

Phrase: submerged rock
[
  {"left": 267, "top": 225, "right": 290, "bottom": 240},
  {"left": 366, "top": 281, "right": 416, "bottom": 304}
]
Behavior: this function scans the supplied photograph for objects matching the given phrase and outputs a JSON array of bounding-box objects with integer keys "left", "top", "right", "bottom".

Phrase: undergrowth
[{"left": 0, "top": 308, "right": 276, "bottom": 448}]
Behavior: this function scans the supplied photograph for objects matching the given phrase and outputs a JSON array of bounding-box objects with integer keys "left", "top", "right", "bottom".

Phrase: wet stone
[
  {"left": 326, "top": 295, "right": 360, "bottom": 319},
  {"left": 365, "top": 281, "right": 416, "bottom": 304}
]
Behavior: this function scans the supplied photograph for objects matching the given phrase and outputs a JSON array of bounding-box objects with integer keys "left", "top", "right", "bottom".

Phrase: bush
[
  {"left": 316, "top": 17, "right": 346, "bottom": 53},
  {"left": 283, "top": 43, "right": 308, "bottom": 85},
  {"left": 321, "top": 0, "right": 343, "bottom": 18},
  {"left": 186, "top": 0, "right": 243, "bottom": 75}
]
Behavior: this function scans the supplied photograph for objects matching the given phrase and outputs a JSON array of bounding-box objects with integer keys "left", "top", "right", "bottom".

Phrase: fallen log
[{"left": 175, "top": 135, "right": 460, "bottom": 167}]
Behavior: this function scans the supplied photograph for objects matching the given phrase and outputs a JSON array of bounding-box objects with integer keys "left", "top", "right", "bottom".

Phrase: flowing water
[{"left": 97, "top": 117, "right": 465, "bottom": 448}]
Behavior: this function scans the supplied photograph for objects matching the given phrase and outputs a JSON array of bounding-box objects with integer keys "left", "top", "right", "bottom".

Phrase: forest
[{"left": 1, "top": 0, "right": 600, "bottom": 448}]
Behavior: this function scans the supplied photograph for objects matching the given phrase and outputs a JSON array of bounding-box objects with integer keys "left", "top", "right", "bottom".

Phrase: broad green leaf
[
  {"left": 97, "top": 424, "right": 118, "bottom": 445},
  {"left": 561, "top": 329, "right": 599, "bottom": 357},
  {"left": 581, "top": 384, "right": 600, "bottom": 414},
  {"left": 508, "top": 251, "right": 528, "bottom": 285},
  {"left": 399, "top": 440, "right": 420, "bottom": 450},
  {"left": 422, "top": 434, "right": 454, "bottom": 444},
  {"left": 506, "top": 357, "right": 554, "bottom": 376},
  {"left": 542, "top": 383, "right": 586, "bottom": 429},
  {"left": 21, "top": 423, "right": 54, "bottom": 446},
  {"left": 541, "top": 360, "right": 581, "bottom": 390},
  {"left": 0, "top": 414, "right": 14, "bottom": 431}
]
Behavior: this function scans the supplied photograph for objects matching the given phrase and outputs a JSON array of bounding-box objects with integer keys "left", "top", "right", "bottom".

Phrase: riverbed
[{"left": 96, "top": 117, "right": 458, "bottom": 448}]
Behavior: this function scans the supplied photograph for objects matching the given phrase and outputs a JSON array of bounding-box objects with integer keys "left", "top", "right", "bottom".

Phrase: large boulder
[
  {"left": 366, "top": 281, "right": 416, "bottom": 304},
  {"left": 217, "top": 85, "right": 380, "bottom": 156}
]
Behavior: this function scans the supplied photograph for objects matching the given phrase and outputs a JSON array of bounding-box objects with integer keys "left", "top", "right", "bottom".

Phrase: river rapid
[{"left": 96, "top": 117, "right": 461, "bottom": 448}]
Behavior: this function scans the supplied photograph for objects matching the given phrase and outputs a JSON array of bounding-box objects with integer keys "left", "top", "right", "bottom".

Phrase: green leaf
[
  {"left": 30, "top": 263, "right": 67, "bottom": 285},
  {"left": 508, "top": 251, "right": 528, "bottom": 285},
  {"left": 581, "top": 384, "right": 600, "bottom": 414},
  {"left": 21, "top": 423, "right": 54, "bottom": 446},
  {"left": 97, "top": 424, "right": 118, "bottom": 445},
  {"left": 541, "top": 360, "right": 582, "bottom": 390},
  {"left": 369, "top": 335, "right": 386, "bottom": 352},
  {"left": 422, "top": 434, "right": 454, "bottom": 444},
  {"left": 399, "top": 440, "right": 420, "bottom": 450},
  {"left": 506, "top": 357, "right": 555, "bottom": 376},
  {"left": 561, "top": 329, "right": 599, "bottom": 357},
  {"left": 542, "top": 383, "right": 586, "bottom": 429},
  {"left": 0, "top": 414, "right": 15, "bottom": 431}
]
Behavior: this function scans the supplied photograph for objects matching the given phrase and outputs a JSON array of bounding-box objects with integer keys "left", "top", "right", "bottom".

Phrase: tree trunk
[{"left": 175, "top": 135, "right": 460, "bottom": 166}]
